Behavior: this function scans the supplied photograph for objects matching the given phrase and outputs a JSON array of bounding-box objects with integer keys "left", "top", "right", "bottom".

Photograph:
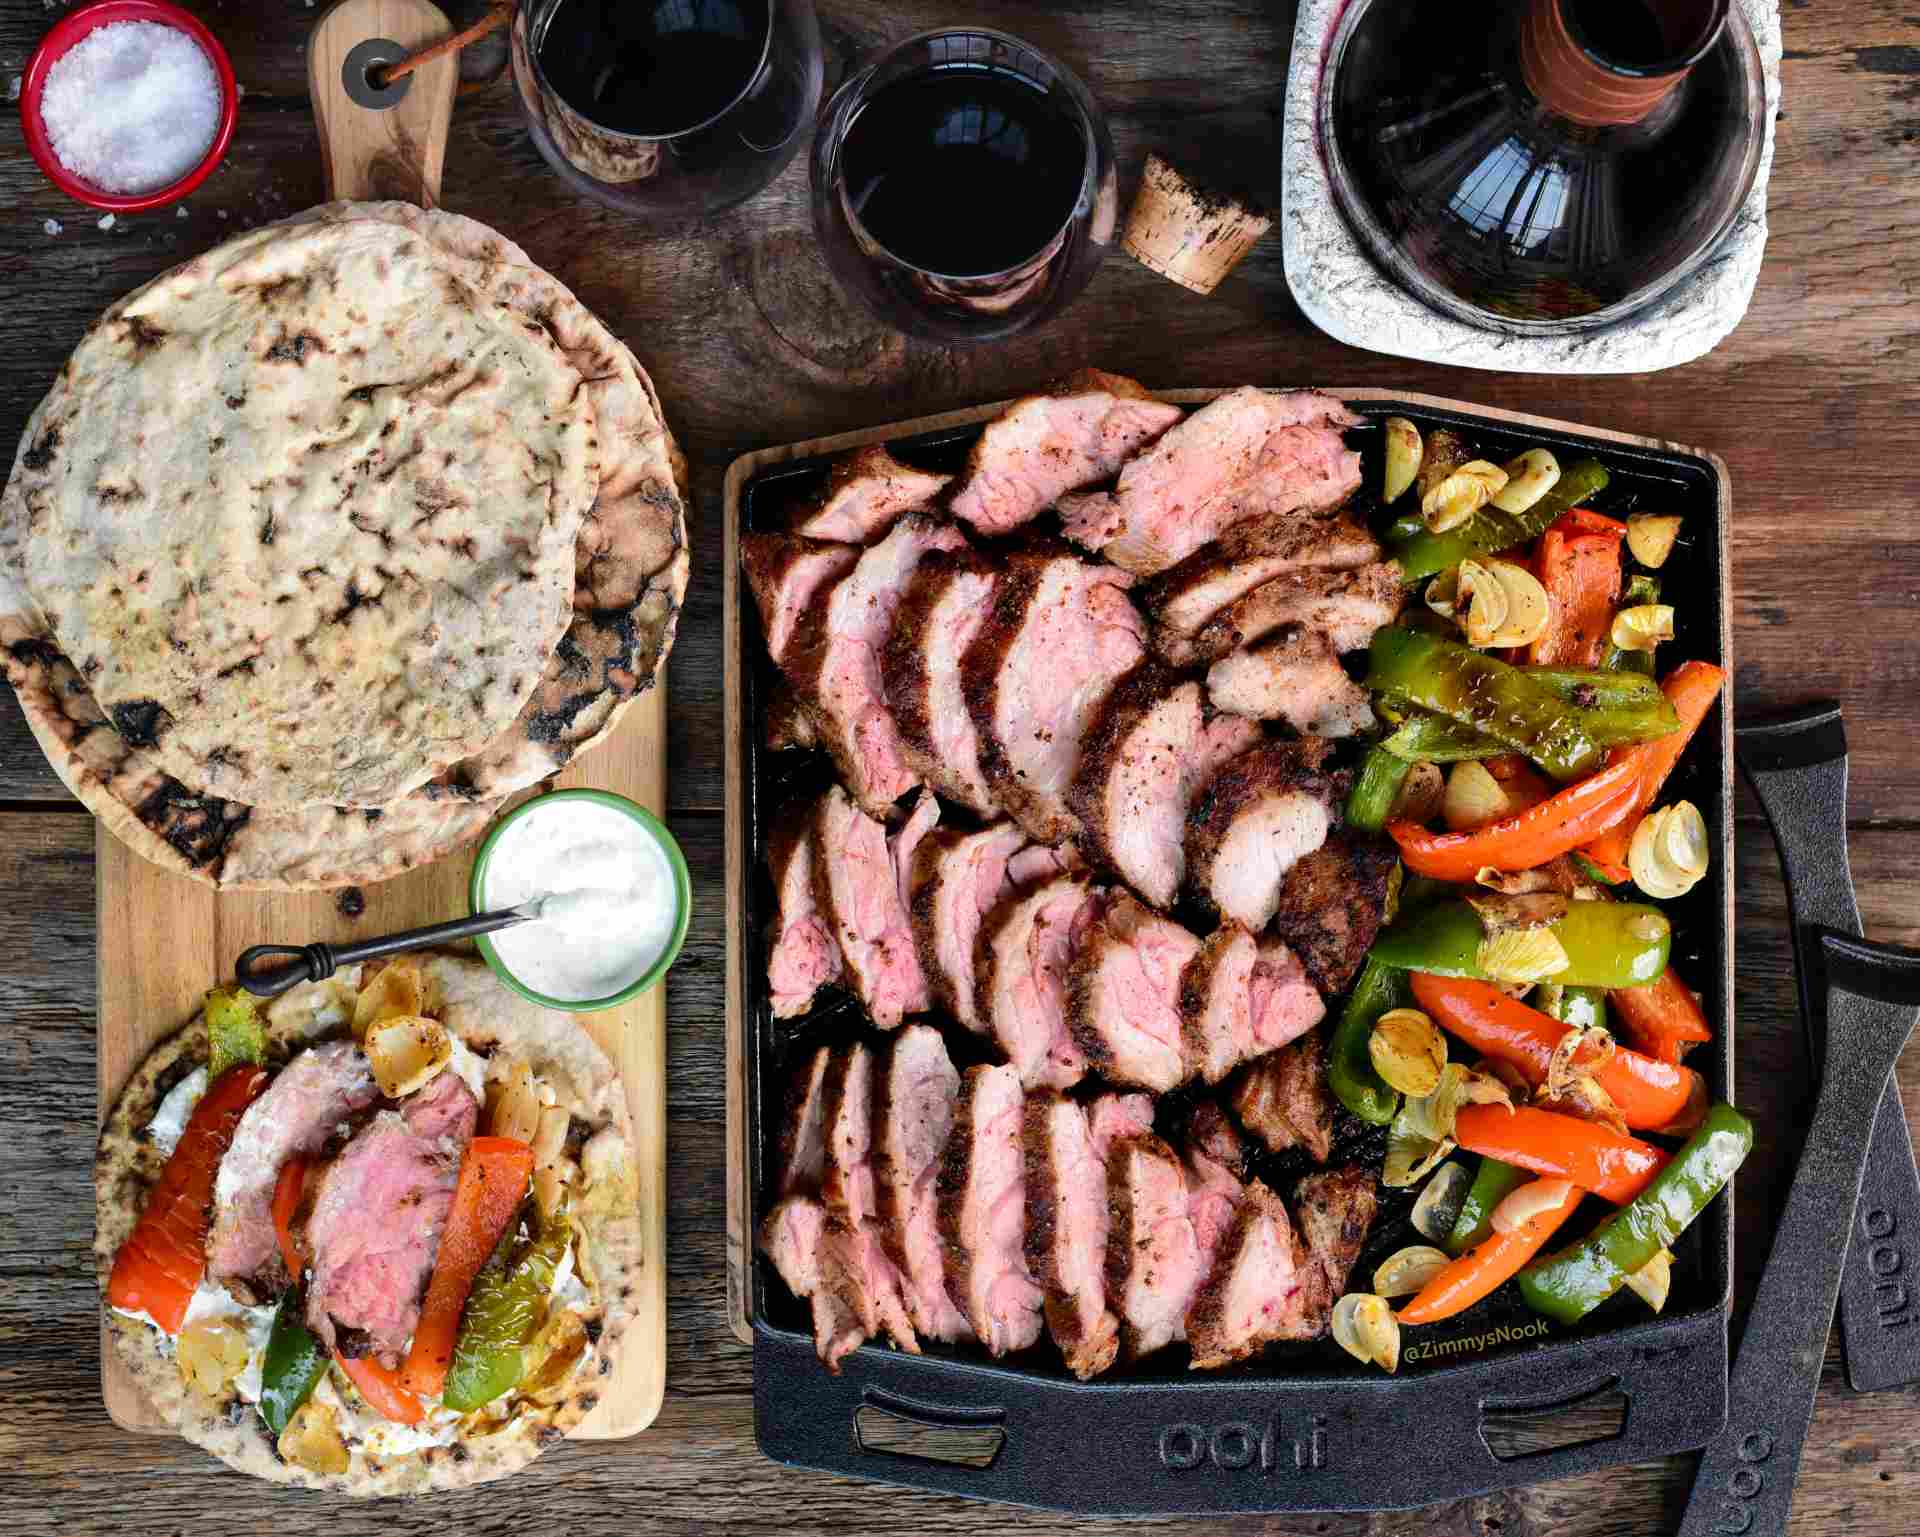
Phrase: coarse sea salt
[{"left": 40, "top": 21, "right": 220, "bottom": 195}]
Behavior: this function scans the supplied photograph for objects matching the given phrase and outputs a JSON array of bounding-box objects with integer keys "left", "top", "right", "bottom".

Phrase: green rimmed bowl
[{"left": 468, "top": 788, "right": 690, "bottom": 1013}]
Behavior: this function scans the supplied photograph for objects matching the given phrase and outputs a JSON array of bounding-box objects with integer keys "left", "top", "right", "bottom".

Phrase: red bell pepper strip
[
  {"left": 1398, "top": 1179, "right": 1584, "bottom": 1324},
  {"left": 1389, "top": 753, "right": 1642, "bottom": 880},
  {"left": 1610, "top": 969, "right": 1714, "bottom": 1064},
  {"left": 272, "top": 1156, "right": 309, "bottom": 1280},
  {"left": 106, "top": 1064, "right": 270, "bottom": 1335},
  {"left": 399, "top": 1136, "right": 536, "bottom": 1398},
  {"left": 1409, "top": 973, "right": 1695, "bottom": 1129},
  {"left": 1546, "top": 507, "right": 1629, "bottom": 539},
  {"left": 1580, "top": 661, "right": 1726, "bottom": 871},
  {"left": 336, "top": 1353, "right": 426, "bottom": 1425},
  {"left": 1454, "top": 1104, "right": 1670, "bottom": 1204},
  {"left": 1528, "top": 526, "right": 1624, "bottom": 667}
]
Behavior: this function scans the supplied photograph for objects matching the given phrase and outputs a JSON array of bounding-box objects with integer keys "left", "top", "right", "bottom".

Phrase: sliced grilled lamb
[
  {"left": 791, "top": 444, "right": 951, "bottom": 543},
  {"left": 1187, "top": 1101, "right": 1249, "bottom": 1180},
  {"left": 961, "top": 547, "right": 1146, "bottom": 846},
  {"left": 948, "top": 368, "right": 1182, "bottom": 535},
  {"left": 1187, "top": 1180, "right": 1319, "bottom": 1367},
  {"left": 1205, "top": 630, "right": 1376, "bottom": 737},
  {"left": 1067, "top": 889, "right": 1201, "bottom": 1093},
  {"left": 1068, "top": 665, "right": 1263, "bottom": 909},
  {"left": 1178, "top": 924, "right": 1259, "bottom": 1086},
  {"left": 1293, "top": 1166, "right": 1381, "bottom": 1335},
  {"left": 786, "top": 513, "right": 969, "bottom": 815},
  {"left": 1104, "top": 1132, "right": 1202, "bottom": 1361},
  {"left": 741, "top": 533, "right": 860, "bottom": 665},
  {"left": 810, "top": 786, "right": 936, "bottom": 1028},
  {"left": 768, "top": 802, "right": 844, "bottom": 1019},
  {"left": 1173, "top": 561, "right": 1404, "bottom": 668},
  {"left": 1231, "top": 1033, "right": 1334, "bottom": 1163},
  {"left": 1183, "top": 1108, "right": 1247, "bottom": 1305},
  {"left": 977, "top": 873, "right": 1097, "bottom": 1089},
  {"left": 1186, "top": 741, "right": 1338, "bottom": 930},
  {"left": 758, "top": 1195, "right": 868, "bottom": 1370},
  {"left": 774, "top": 1044, "right": 834, "bottom": 1195},
  {"left": 1086, "top": 1091, "right": 1156, "bottom": 1158},
  {"left": 881, "top": 550, "right": 1001, "bottom": 814},
  {"left": 1057, "top": 387, "right": 1362, "bottom": 575},
  {"left": 818, "top": 1043, "right": 920, "bottom": 1353},
  {"left": 304, "top": 1073, "right": 478, "bottom": 1363},
  {"left": 872, "top": 1026, "right": 970, "bottom": 1343},
  {"left": 1271, "top": 832, "right": 1399, "bottom": 995},
  {"left": 1249, "top": 936, "right": 1327, "bottom": 1054},
  {"left": 909, "top": 820, "right": 1031, "bottom": 1029},
  {"left": 1142, "top": 512, "right": 1380, "bottom": 643},
  {"left": 208, "top": 1041, "right": 378, "bottom": 1288},
  {"left": 937, "top": 1064, "right": 1044, "bottom": 1356},
  {"left": 765, "top": 676, "right": 817, "bottom": 752},
  {"left": 1024, "top": 1091, "right": 1121, "bottom": 1379}
]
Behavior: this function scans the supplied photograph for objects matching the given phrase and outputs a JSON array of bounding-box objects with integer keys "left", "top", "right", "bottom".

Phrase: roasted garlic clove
[
  {"left": 1490, "top": 447, "right": 1562, "bottom": 514},
  {"left": 1383, "top": 416, "right": 1424, "bottom": 503}
]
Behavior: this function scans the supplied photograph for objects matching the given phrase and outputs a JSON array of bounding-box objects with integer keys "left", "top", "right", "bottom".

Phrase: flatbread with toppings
[{"left": 95, "top": 953, "right": 641, "bottom": 1494}]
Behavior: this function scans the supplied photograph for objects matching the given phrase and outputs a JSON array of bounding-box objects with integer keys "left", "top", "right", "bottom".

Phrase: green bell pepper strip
[
  {"left": 442, "top": 1199, "right": 572, "bottom": 1413},
  {"left": 1603, "top": 574, "right": 1662, "bottom": 675},
  {"left": 1443, "top": 1157, "right": 1530, "bottom": 1257},
  {"left": 205, "top": 985, "right": 268, "bottom": 1079},
  {"left": 1571, "top": 852, "right": 1625, "bottom": 887},
  {"left": 1364, "top": 628, "right": 1602, "bottom": 781},
  {"left": 1369, "top": 898, "right": 1671, "bottom": 989},
  {"left": 1379, "top": 707, "right": 1505, "bottom": 763},
  {"left": 1327, "top": 957, "right": 1405, "bottom": 1126},
  {"left": 1517, "top": 1101, "right": 1753, "bottom": 1324},
  {"left": 1536, "top": 982, "right": 1609, "bottom": 1033},
  {"left": 257, "top": 1290, "right": 328, "bottom": 1438},
  {"left": 1391, "top": 460, "right": 1612, "bottom": 582},
  {"left": 1527, "top": 666, "right": 1679, "bottom": 744},
  {"left": 1347, "top": 745, "right": 1413, "bottom": 833}
]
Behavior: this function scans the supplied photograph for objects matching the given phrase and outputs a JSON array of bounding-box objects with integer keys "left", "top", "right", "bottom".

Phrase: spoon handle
[
  {"left": 1677, "top": 932, "right": 1920, "bottom": 1537},
  {"left": 235, "top": 906, "right": 535, "bottom": 997},
  {"left": 1738, "top": 701, "right": 1920, "bottom": 1392}
]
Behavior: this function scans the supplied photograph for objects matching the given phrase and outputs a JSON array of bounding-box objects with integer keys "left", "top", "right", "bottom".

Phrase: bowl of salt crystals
[{"left": 21, "top": 0, "right": 237, "bottom": 212}]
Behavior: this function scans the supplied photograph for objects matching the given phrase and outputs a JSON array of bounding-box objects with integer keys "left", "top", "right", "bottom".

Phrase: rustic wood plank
[
  {"left": 4, "top": 0, "right": 1920, "bottom": 1526},
  {"left": 7, "top": 805, "right": 1920, "bottom": 1531}
]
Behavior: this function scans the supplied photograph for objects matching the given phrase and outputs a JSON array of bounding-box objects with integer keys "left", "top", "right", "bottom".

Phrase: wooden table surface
[{"left": 4, "top": 1, "right": 1918, "bottom": 1531}]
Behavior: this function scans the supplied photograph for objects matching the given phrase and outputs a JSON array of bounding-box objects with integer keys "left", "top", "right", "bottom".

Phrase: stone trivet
[{"left": 1281, "top": 0, "right": 1782, "bottom": 375}]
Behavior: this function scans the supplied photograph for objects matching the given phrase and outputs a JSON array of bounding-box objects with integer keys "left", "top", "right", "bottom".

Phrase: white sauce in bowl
[{"left": 480, "top": 797, "right": 680, "bottom": 1003}]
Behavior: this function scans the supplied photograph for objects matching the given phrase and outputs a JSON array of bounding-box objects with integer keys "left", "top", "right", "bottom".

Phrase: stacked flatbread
[{"left": 0, "top": 202, "right": 688, "bottom": 888}]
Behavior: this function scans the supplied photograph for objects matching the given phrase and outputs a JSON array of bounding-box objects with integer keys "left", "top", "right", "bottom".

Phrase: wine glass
[
  {"left": 511, "top": 0, "right": 823, "bottom": 221},
  {"left": 810, "top": 28, "right": 1118, "bottom": 345}
]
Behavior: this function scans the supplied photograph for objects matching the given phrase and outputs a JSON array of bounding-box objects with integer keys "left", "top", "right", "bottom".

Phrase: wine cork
[{"left": 1122, "top": 152, "right": 1273, "bottom": 295}]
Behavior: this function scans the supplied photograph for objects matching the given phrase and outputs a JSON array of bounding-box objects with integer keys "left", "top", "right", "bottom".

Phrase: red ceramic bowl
[{"left": 20, "top": 0, "right": 237, "bottom": 212}]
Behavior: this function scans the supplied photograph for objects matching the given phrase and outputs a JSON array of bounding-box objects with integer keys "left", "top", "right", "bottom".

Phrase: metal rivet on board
[{"left": 343, "top": 38, "right": 413, "bottom": 109}]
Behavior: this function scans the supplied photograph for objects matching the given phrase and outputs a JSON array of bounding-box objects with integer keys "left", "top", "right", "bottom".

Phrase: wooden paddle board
[{"left": 99, "top": 0, "right": 668, "bottom": 1441}]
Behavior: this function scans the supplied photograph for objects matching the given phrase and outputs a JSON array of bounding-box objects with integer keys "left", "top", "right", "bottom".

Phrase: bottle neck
[{"left": 1518, "top": 0, "right": 1713, "bottom": 128}]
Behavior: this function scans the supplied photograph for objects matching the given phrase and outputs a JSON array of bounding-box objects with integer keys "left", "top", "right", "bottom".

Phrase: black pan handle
[
  {"left": 234, "top": 906, "right": 535, "bottom": 997},
  {"left": 755, "top": 1311, "right": 1726, "bottom": 1514},
  {"left": 1737, "top": 701, "right": 1920, "bottom": 1392},
  {"left": 1677, "top": 931, "right": 1920, "bottom": 1537}
]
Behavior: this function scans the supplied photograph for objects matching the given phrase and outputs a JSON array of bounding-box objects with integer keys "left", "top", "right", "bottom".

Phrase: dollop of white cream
[
  {"left": 146, "top": 1066, "right": 208, "bottom": 1155},
  {"left": 116, "top": 1277, "right": 275, "bottom": 1401},
  {"left": 481, "top": 799, "right": 679, "bottom": 1002}
]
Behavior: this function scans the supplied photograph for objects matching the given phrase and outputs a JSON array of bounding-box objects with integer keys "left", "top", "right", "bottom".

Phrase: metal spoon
[
  {"left": 1676, "top": 929, "right": 1920, "bottom": 1537},
  {"left": 234, "top": 900, "right": 548, "bottom": 997}
]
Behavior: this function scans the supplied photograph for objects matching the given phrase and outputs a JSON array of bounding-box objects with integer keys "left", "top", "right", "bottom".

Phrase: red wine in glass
[{"left": 811, "top": 29, "right": 1117, "bottom": 344}]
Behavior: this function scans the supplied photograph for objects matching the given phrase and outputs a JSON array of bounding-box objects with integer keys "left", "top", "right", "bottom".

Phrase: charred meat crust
[
  {"left": 957, "top": 549, "right": 1058, "bottom": 838},
  {"left": 1270, "top": 833, "right": 1398, "bottom": 996},
  {"left": 1294, "top": 1165, "right": 1380, "bottom": 1332},
  {"left": 1183, "top": 740, "right": 1338, "bottom": 911},
  {"left": 880, "top": 549, "right": 999, "bottom": 812},
  {"left": 1065, "top": 662, "right": 1187, "bottom": 900},
  {"left": 1230, "top": 1033, "right": 1335, "bottom": 1163}
]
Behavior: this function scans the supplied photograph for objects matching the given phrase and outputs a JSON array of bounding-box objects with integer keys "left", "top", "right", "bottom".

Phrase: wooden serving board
[
  {"left": 99, "top": 0, "right": 668, "bottom": 1442},
  {"left": 721, "top": 387, "right": 1735, "bottom": 1345}
]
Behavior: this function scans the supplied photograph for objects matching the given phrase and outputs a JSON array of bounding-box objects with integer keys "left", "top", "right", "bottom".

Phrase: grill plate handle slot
[
  {"left": 853, "top": 1390, "right": 1006, "bottom": 1471},
  {"left": 1479, "top": 1377, "right": 1627, "bottom": 1463}
]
